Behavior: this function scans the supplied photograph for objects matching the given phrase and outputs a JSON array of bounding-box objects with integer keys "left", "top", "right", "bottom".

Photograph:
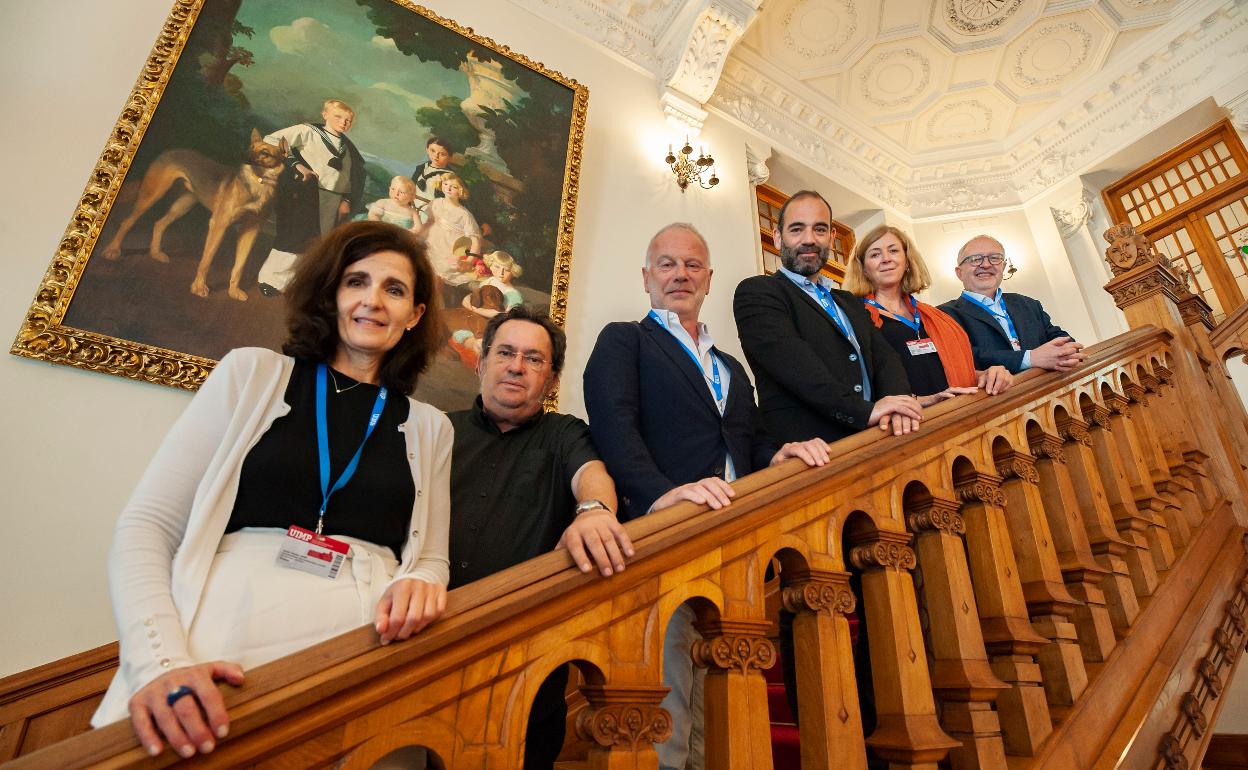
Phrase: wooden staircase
[{"left": 3, "top": 240, "right": 1248, "bottom": 769}]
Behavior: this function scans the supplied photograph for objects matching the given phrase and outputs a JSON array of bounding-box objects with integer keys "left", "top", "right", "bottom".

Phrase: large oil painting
[{"left": 11, "top": 0, "right": 586, "bottom": 410}]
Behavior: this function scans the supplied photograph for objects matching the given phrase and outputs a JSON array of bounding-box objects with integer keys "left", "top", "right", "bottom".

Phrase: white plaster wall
[{"left": 0, "top": 0, "right": 764, "bottom": 676}]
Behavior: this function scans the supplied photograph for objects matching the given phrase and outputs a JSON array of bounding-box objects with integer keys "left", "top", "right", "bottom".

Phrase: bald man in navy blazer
[
  {"left": 584, "top": 222, "right": 828, "bottom": 770},
  {"left": 938, "top": 234, "right": 1085, "bottom": 374}
]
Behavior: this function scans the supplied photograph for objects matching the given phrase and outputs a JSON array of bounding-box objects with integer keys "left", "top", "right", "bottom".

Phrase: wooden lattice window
[
  {"left": 1104, "top": 119, "right": 1248, "bottom": 321},
  {"left": 757, "top": 183, "right": 853, "bottom": 284}
]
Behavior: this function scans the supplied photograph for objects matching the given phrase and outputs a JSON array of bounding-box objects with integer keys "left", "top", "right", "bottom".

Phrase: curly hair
[
  {"left": 283, "top": 221, "right": 442, "bottom": 394},
  {"left": 843, "top": 224, "right": 932, "bottom": 297}
]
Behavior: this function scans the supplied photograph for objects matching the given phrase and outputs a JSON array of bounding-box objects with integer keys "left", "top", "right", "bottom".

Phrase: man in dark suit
[
  {"left": 734, "top": 190, "right": 921, "bottom": 443},
  {"left": 938, "top": 234, "right": 1085, "bottom": 374},
  {"left": 584, "top": 221, "right": 828, "bottom": 770}
]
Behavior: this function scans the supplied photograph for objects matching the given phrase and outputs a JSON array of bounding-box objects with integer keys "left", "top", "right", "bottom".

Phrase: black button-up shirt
[{"left": 447, "top": 397, "right": 600, "bottom": 589}]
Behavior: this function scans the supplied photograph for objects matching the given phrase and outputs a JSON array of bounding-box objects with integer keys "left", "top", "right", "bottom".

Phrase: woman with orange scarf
[{"left": 844, "top": 225, "right": 1013, "bottom": 406}]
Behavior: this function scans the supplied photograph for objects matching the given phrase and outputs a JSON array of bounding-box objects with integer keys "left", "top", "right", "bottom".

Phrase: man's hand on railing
[
  {"left": 769, "top": 438, "right": 831, "bottom": 467},
  {"left": 977, "top": 365, "right": 1014, "bottom": 394},
  {"left": 869, "top": 394, "right": 924, "bottom": 435},
  {"left": 558, "top": 508, "right": 634, "bottom": 577},
  {"left": 1030, "top": 337, "right": 1086, "bottom": 371},
  {"left": 128, "top": 661, "right": 244, "bottom": 759}
]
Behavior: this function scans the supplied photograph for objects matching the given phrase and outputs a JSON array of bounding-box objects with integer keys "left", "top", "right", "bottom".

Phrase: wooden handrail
[{"left": 8, "top": 236, "right": 1248, "bottom": 768}]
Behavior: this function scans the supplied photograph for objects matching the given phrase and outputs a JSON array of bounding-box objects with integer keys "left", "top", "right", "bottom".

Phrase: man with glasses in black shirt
[
  {"left": 939, "top": 234, "right": 1084, "bottom": 374},
  {"left": 447, "top": 304, "right": 633, "bottom": 769}
]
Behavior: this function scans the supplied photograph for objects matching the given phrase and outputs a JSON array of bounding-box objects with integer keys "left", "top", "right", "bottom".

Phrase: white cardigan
[{"left": 93, "top": 348, "right": 451, "bottom": 724}]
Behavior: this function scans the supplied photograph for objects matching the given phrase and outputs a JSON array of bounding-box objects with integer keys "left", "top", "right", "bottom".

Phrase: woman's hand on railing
[
  {"left": 976, "top": 366, "right": 1014, "bottom": 395},
  {"left": 870, "top": 394, "right": 925, "bottom": 434},
  {"left": 375, "top": 578, "right": 448, "bottom": 644},
  {"left": 917, "top": 387, "right": 979, "bottom": 408},
  {"left": 127, "top": 660, "right": 244, "bottom": 759}
]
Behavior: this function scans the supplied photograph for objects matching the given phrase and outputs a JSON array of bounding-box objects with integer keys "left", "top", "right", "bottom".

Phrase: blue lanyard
[
  {"left": 315, "top": 364, "right": 388, "bottom": 535},
  {"left": 864, "top": 295, "right": 921, "bottom": 335},
  {"left": 811, "top": 284, "right": 856, "bottom": 342},
  {"left": 963, "top": 292, "right": 1020, "bottom": 348},
  {"left": 649, "top": 310, "right": 724, "bottom": 407}
]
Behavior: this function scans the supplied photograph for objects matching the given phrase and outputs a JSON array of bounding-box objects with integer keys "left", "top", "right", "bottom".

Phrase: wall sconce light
[
  {"left": 666, "top": 139, "right": 718, "bottom": 192},
  {"left": 1004, "top": 260, "right": 1018, "bottom": 280}
]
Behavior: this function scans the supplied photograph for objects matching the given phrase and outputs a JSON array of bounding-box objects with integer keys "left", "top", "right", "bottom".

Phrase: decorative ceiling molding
[
  {"left": 946, "top": 0, "right": 1026, "bottom": 35},
  {"left": 859, "top": 48, "right": 932, "bottom": 109},
  {"left": 1011, "top": 21, "right": 1094, "bottom": 89},
  {"left": 708, "top": 0, "right": 1248, "bottom": 217}
]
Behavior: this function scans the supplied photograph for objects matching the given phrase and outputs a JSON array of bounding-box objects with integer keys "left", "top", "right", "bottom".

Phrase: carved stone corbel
[
  {"left": 575, "top": 684, "right": 673, "bottom": 750},
  {"left": 1050, "top": 188, "right": 1097, "bottom": 239},
  {"left": 657, "top": 0, "right": 762, "bottom": 132}
]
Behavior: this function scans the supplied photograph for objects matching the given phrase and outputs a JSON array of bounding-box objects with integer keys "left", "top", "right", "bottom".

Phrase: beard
[{"left": 779, "top": 241, "right": 828, "bottom": 277}]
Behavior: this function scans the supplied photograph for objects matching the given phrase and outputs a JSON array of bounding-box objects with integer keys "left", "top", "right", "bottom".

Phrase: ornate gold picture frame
[{"left": 10, "top": 0, "right": 586, "bottom": 410}]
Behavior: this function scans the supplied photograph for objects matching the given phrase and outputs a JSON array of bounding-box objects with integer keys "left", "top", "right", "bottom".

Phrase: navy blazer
[
  {"left": 733, "top": 271, "right": 911, "bottom": 444},
  {"left": 583, "top": 316, "right": 777, "bottom": 522},
  {"left": 938, "top": 293, "right": 1071, "bottom": 374}
]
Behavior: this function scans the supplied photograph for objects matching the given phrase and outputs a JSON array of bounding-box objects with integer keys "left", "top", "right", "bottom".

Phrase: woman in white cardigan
[{"left": 93, "top": 221, "right": 452, "bottom": 760}]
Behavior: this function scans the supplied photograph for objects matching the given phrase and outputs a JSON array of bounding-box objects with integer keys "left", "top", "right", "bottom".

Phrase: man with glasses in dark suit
[{"left": 939, "top": 234, "right": 1085, "bottom": 374}]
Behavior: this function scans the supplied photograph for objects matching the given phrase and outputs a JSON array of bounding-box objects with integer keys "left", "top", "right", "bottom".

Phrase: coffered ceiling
[{"left": 521, "top": 0, "right": 1248, "bottom": 216}]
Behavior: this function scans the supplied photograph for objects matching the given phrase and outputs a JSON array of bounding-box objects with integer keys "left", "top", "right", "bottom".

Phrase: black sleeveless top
[
  {"left": 226, "top": 359, "right": 415, "bottom": 558},
  {"left": 877, "top": 315, "right": 949, "bottom": 397}
]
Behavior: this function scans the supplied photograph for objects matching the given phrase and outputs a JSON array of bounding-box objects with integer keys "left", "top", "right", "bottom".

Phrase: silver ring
[{"left": 166, "top": 685, "right": 194, "bottom": 707}]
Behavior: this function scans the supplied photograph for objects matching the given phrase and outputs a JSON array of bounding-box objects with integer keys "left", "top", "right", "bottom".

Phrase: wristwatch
[{"left": 574, "top": 498, "right": 611, "bottom": 516}]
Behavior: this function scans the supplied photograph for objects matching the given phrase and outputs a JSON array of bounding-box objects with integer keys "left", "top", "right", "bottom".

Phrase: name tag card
[
  {"left": 906, "top": 339, "right": 938, "bottom": 356},
  {"left": 277, "top": 525, "right": 347, "bottom": 579}
]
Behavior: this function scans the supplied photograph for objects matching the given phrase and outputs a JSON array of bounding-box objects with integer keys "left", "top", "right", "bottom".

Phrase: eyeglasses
[
  {"left": 490, "top": 346, "right": 549, "bottom": 370},
  {"left": 959, "top": 252, "right": 1006, "bottom": 267}
]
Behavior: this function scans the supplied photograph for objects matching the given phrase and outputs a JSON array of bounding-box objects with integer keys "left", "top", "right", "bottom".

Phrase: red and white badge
[
  {"left": 276, "top": 525, "right": 347, "bottom": 579},
  {"left": 906, "top": 339, "right": 938, "bottom": 356}
]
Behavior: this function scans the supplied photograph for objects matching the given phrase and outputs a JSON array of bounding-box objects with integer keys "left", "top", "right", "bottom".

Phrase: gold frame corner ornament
[{"left": 11, "top": 0, "right": 587, "bottom": 399}]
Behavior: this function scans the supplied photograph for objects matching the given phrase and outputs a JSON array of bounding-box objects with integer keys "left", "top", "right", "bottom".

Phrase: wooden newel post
[
  {"left": 691, "top": 618, "right": 776, "bottom": 770},
  {"left": 992, "top": 448, "right": 1088, "bottom": 706},
  {"left": 1053, "top": 412, "right": 1142, "bottom": 633},
  {"left": 780, "top": 568, "right": 867, "bottom": 770},
  {"left": 953, "top": 472, "right": 1052, "bottom": 756},
  {"left": 575, "top": 685, "right": 673, "bottom": 770},
  {"left": 848, "top": 530, "right": 959, "bottom": 770},
  {"left": 904, "top": 496, "right": 1008, "bottom": 770},
  {"left": 1026, "top": 431, "right": 1118, "bottom": 663}
]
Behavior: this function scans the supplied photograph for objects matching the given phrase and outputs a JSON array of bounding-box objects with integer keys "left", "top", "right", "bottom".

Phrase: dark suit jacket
[
  {"left": 938, "top": 293, "right": 1071, "bottom": 374},
  {"left": 733, "top": 272, "right": 911, "bottom": 444},
  {"left": 583, "top": 316, "right": 778, "bottom": 522}
]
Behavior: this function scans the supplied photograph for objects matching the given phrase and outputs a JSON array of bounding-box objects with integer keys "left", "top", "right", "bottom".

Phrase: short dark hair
[
  {"left": 283, "top": 221, "right": 442, "bottom": 394},
  {"left": 776, "top": 189, "right": 833, "bottom": 232},
  {"left": 426, "top": 136, "right": 453, "bottom": 154},
  {"left": 480, "top": 305, "right": 567, "bottom": 375}
]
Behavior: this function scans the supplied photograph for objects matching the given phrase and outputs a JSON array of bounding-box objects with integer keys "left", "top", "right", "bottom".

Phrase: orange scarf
[{"left": 863, "top": 293, "right": 977, "bottom": 388}]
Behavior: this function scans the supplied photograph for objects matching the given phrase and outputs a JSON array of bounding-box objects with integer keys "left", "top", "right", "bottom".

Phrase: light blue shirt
[
  {"left": 960, "top": 289, "right": 1031, "bottom": 370},
  {"left": 777, "top": 266, "right": 872, "bottom": 401},
  {"left": 649, "top": 308, "right": 736, "bottom": 481}
]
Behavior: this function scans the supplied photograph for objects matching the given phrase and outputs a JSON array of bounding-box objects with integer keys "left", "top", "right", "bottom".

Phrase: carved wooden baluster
[
  {"left": 1122, "top": 381, "right": 1193, "bottom": 548},
  {"left": 1139, "top": 370, "right": 1207, "bottom": 533},
  {"left": 1054, "top": 412, "right": 1142, "bottom": 632},
  {"left": 575, "top": 684, "right": 672, "bottom": 770},
  {"left": 1026, "top": 431, "right": 1117, "bottom": 663},
  {"left": 1103, "top": 391, "right": 1177, "bottom": 570},
  {"left": 954, "top": 473, "right": 1052, "bottom": 756},
  {"left": 847, "top": 530, "right": 959, "bottom": 769},
  {"left": 904, "top": 496, "right": 1008, "bottom": 770},
  {"left": 781, "top": 568, "right": 867, "bottom": 770},
  {"left": 1081, "top": 401, "right": 1162, "bottom": 596},
  {"left": 993, "top": 448, "right": 1088, "bottom": 706},
  {"left": 691, "top": 619, "right": 776, "bottom": 770},
  {"left": 1154, "top": 365, "right": 1223, "bottom": 516}
]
